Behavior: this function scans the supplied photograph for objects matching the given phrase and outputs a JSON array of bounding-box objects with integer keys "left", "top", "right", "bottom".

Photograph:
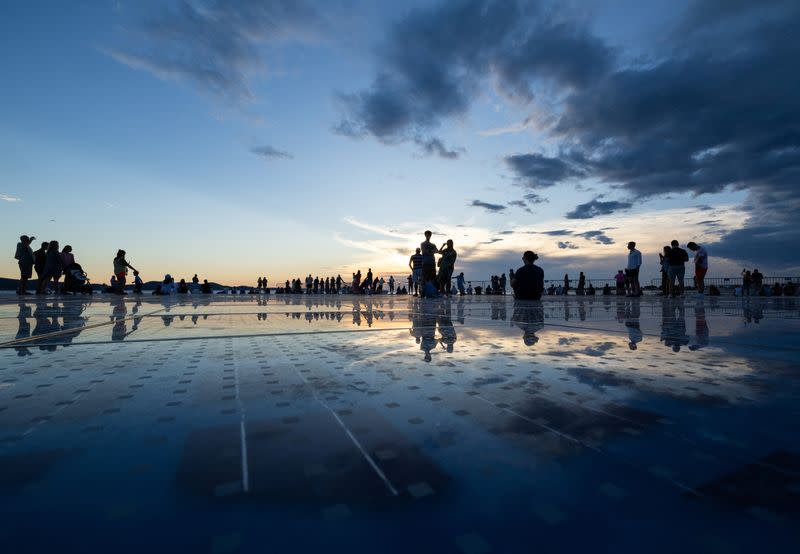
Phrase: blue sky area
[{"left": 2, "top": 0, "right": 797, "bottom": 285}]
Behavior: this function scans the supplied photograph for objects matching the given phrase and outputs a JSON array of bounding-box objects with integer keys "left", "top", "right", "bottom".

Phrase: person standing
[
  {"left": 687, "top": 242, "right": 708, "bottom": 295},
  {"left": 133, "top": 270, "right": 144, "bottom": 294},
  {"left": 420, "top": 230, "right": 439, "bottom": 294},
  {"left": 33, "top": 241, "right": 49, "bottom": 284},
  {"left": 37, "top": 241, "right": 63, "bottom": 294},
  {"left": 388, "top": 275, "right": 395, "bottom": 294},
  {"left": 499, "top": 273, "right": 507, "bottom": 295},
  {"left": 409, "top": 248, "right": 423, "bottom": 296},
  {"left": 742, "top": 270, "right": 752, "bottom": 296},
  {"left": 437, "top": 239, "right": 457, "bottom": 295},
  {"left": 60, "top": 245, "right": 75, "bottom": 271},
  {"left": 563, "top": 273, "right": 570, "bottom": 295},
  {"left": 666, "top": 240, "right": 689, "bottom": 296},
  {"left": 456, "top": 272, "right": 466, "bottom": 296},
  {"left": 626, "top": 241, "right": 642, "bottom": 297},
  {"left": 577, "top": 272, "right": 586, "bottom": 295},
  {"left": 14, "top": 235, "right": 35, "bottom": 295},
  {"left": 512, "top": 251, "right": 545, "bottom": 300},
  {"left": 113, "top": 249, "right": 138, "bottom": 295}
]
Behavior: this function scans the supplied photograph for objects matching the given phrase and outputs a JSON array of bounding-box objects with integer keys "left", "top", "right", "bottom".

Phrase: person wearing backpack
[{"left": 14, "top": 235, "right": 35, "bottom": 295}]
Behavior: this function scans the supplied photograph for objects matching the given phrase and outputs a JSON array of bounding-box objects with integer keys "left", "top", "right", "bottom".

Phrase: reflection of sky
[{"left": 0, "top": 2, "right": 760, "bottom": 285}]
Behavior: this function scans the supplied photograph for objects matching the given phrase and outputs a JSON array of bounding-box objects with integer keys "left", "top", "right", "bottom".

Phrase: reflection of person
[
  {"left": 437, "top": 299, "right": 457, "bottom": 353},
  {"left": 511, "top": 300, "right": 544, "bottom": 346},
  {"left": 624, "top": 300, "right": 643, "bottom": 350},
  {"left": 111, "top": 298, "right": 128, "bottom": 341},
  {"left": 410, "top": 298, "right": 437, "bottom": 361},
  {"left": 690, "top": 299, "right": 710, "bottom": 350},
  {"left": 660, "top": 298, "right": 689, "bottom": 352},
  {"left": 15, "top": 302, "right": 33, "bottom": 356},
  {"left": 14, "top": 235, "right": 35, "bottom": 295},
  {"left": 511, "top": 251, "right": 544, "bottom": 300}
]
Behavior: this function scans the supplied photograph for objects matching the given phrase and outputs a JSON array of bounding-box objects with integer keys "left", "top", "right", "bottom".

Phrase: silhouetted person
[
  {"left": 133, "top": 270, "right": 143, "bottom": 294},
  {"left": 667, "top": 240, "right": 689, "bottom": 296},
  {"left": 512, "top": 251, "right": 544, "bottom": 300},
  {"left": 420, "top": 230, "right": 439, "bottom": 295},
  {"left": 113, "top": 249, "right": 137, "bottom": 295},
  {"left": 14, "top": 235, "right": 35, "bottom": 295},
  {"left": 201, "top": 279, "right": 212, "bottom": 294},
  {"left": 687, "top": 242, "right": 708, "bottom": 295},
  {"left": 626, "top": 241, "right": 642, "bottom": 296},
  {"left": 499, "top": 273, "right": 507, "bottom": 295},
  {"left": 437, "top": 239, "right": 457, "bottom": 294},
  {"left": 577, "top": 272, "right": 586, "bottom": 295},
  {"left": 177, "top": 279, "right": 189, "bottom": 294},
  {"left": 33, "top": 241, "right": 49, "bottom": 284},
  {"left": 563, "top": 273, "right": 570, "bottom": 295},
  {"left": 37, "top": 241, "right": 63, "bottom": 294}
]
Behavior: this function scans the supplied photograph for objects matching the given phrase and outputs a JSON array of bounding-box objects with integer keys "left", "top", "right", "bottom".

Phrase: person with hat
[
  {"left": 14, "top": 235, "right": 36, "bottom": 295},
  {"left": 511, "top": 250, "right": 545, "bottom": 300}
]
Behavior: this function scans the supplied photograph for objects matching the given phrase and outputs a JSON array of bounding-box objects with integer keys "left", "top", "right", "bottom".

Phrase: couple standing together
[{"left": 412, "top": 230, "right": 456, "bottom": 297}]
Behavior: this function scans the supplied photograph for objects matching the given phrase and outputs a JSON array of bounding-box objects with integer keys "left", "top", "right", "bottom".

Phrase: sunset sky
[{"left": 2, "top": 0, "right": 798, "bottom": 285}]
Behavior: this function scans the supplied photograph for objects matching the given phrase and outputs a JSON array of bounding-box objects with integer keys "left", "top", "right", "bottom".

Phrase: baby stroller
[{"left": 63, "top": 263, "right": 93, "bottom": 294}]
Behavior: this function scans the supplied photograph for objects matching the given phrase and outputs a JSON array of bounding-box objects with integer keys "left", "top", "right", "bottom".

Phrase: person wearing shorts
[
  {"left": 666, "top": 240, "right": 689, "bottom": 296},
  {"left": 113, "top": 249, "right": 138, "bottom": 295},
  {"left": 419, "top": 231, "right": 440, "bottom": 296},
  {"left": 687, "top": 242, "right": 708, "bottom": 295}
]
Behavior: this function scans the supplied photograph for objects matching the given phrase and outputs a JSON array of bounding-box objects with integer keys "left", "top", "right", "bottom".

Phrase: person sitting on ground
[
  {"left": 511, "top": 250, "right": 545, "bottom": 300},
  {"left": 614, "top": 270, "right": 626, "bottom": 295},
  {"left": 587, "top": 283, "right": 596, "bottom": 296},
  {"left": 177, "top": 279, "right": 189, "bottom": 294},
  {"left": 200, "top": 280, "right": 211, "bottom": 294},
  {"left": 602, "top": 283, "right": 611, "bottom": 295},
  {"left": 467, "top": 282, "right": 473, "bottom": 295},
  {"left": 158, "top": 274, "right": 176, "bottom": 295}
]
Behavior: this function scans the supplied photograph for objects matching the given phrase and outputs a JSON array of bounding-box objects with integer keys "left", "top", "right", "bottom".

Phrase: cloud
[
  {"left": 523, "top": 193, "right": 548, "bottom": 204},
  {"left": 413, "top": 136, "right": 463, "bottom": 159},
  {"left": 250, "top": 144, "right": 294, "bottom": 160},
  {"left": 576, "top": 230, "right": 615, "bottom": 245},
  {"left": 557, "top": 241, "right": 578, "bottom": 249},
  {"left": 106, "top": 0, "right": 328, "bottom": 105},
  {"left": 470, "top": 199, "right": 507, "bottom": 213},
  {"left": 505, "top": 153, "right": 583, "bottom": 189},
  {"left": 334, "top": 0, "right": 613, "bottom": 144},
  {"left": 566, "top": 198, "right": 632, "bottom": 219},
  {"left": 1, "top": 194, "right": 22, "bottom": 202},
  {"left": 539, "top": 229, "right": 573, "bottom": 237},
  {"left": 508, "top": 200, "right": 527, "bottom": 209}
]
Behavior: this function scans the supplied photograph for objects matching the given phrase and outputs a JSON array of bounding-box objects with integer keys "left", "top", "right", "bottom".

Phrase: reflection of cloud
[{"left": 1, "top": 194, "right": 22, "bottom": 202}]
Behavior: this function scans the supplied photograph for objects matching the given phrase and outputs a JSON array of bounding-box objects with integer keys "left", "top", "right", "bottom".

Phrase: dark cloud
[
  {"left": 558, "top": 241, "right": 578, "bottom": 250},
  {"left": 107, "top": 0, "right": 327, "bottom": 104},
  {"left": 498, "top": 230, "right": 515, "bottom": 235},
  {"left": 506, "top": 153, "right": 583, "bottom": 189},
  {"left": 507, "top": 200, "right": 531, "bottom": 213},
  {"left": 566, "top": 198, "right": 632, "bottom": 219},
  {"left": 539, "top": 229, "right": 573, "bottom": 237},
  {"left": 480, "top": 238, "right": 504, "bottom": 244},
  {"left": 250, "top": 144, "right": 294, "bottom": 160},
  {"left": 335, "top": 0, "right": 611, "bottom": 144},
  {"left": 523, "top": 193, "right": 548, "bottom": 204},
  {"left": 414, "top": 136, "right": 463, "bottom": 159},
  {"left": 576, "top": 230, "right": 615, "bottom": 245},
  {"left": 470, "top": 199, "right": 507, "bottom": 213}
]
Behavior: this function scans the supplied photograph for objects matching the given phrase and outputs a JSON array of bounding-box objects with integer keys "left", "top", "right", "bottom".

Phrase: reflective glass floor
[{"left": 1, "top": 294, "right": 799, "bottom": 553}]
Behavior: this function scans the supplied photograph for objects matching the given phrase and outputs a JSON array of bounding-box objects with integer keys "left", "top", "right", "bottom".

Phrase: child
[{"left": 133, "top": 270, "right": 143, "bottom": 294}]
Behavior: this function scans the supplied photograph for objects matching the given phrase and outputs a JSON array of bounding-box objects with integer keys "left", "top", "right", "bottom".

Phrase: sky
[{"left": 1, "top": 0, "right": 798, "bottom": 285}]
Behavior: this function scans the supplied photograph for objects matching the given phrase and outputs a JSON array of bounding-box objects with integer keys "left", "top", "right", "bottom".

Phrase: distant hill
[{"left": 0, "top": 277, "right": 238, "bottom": 292}]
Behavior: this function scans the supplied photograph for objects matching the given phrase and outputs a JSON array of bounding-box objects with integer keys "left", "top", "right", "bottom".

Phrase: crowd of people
[{"left": 11, "top": 232, "right": 795, "bottom": 299}]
